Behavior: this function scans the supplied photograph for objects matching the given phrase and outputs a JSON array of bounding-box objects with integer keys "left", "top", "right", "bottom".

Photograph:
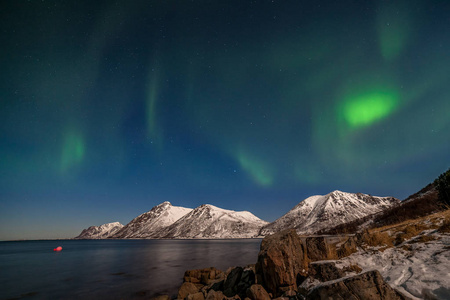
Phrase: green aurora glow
[
  {"left": 340, "top": 90, "right": 399, "bottom": 128},
  {"left": 60, "top": 130, "right": 85, "bottom": 174},
  {"left": 1, "top": 0, "right": 449, "bottom": 240}
]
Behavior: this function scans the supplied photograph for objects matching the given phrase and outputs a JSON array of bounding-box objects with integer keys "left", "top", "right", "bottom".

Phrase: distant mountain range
[{"left": 75, "top": 190, "right": 399, "bottom": 239}]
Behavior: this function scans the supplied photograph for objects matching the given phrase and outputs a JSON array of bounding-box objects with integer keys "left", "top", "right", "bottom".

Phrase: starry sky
[{"left": 1, "top": 1, "right": 449, "bottom": 240}]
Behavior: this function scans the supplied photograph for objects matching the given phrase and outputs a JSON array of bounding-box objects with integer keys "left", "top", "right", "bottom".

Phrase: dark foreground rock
[
  {"left": 307, "top": 270, "right": 411, "bottom": 300},
  {"left": 246, "top": 284, "right": 271, "bottom": 300},
  {"left": 308, "top": 261, "right": 344, "bottom": 282},
  {"left": 304, "top": 236, "right": 338, "bottom": 261},
  {"left": 184, "top": 267, "right": 225, "bottom": 285}
]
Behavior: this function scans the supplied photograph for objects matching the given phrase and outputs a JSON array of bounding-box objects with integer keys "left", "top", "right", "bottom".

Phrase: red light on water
[{"left": 53, "top": 246, "right": 62, "bottom": 251}]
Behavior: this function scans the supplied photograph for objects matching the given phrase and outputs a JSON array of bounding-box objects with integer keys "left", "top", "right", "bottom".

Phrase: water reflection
[{"left": 0, "top": 239, "right": 261, "bottom": 299}]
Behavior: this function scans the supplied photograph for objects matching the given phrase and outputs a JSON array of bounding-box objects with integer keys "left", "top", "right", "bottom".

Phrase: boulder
[
  {"left": 246, "top": 284, "right": 271, "bottom": 300},
  {"left": 187, "top": 292, "right": 205, "bottom": 300},
  {"left": 256, "top": 229, "right": 308, "bottom": 297},
  {"left": 178, "top": 282, "right": 200, "bottom": 299},
  {"left": 185, "top": 267, "right": 225, "bottom": 285},
  {"left": 281, "top": 289, "right": 297, "bottom": 297},
  {"left": 206, "top": 290, "right": 226, "bottom": 300},
  {"left": 236, "top": 270, "right": 255, "bottom": 298},
  {"left": 223, "top": 267, "right": 243, "bottom": 297},
  {"left": 308, "top": 261, "right": 344, "bottom": 282},
  {"left": 209, "top": 280, "right": 224, "bottom": 291},
  {"left": 307, "top": 270, "right": 411, "bottom": 300},
  {"left": 305, "top": 236, "right": 338, "bottom": 261}
]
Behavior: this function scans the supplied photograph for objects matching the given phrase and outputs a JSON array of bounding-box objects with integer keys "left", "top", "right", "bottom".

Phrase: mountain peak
[
  {"left": 157, "top": 203, "right": 268, "bottom": 239},
  {"left": 157, "top": 201, "right": 172, "bottom": 207},
  {"left": 260, "top": 191, "right": 399, "bottom": 236},
  {"left": 329, "top": 190, "right": 344, "bottom": 195},
  {"left": 75, "top": 222, "right": 124, "bottom": 239},
  {"left": 111, "top": 202, "right": 192, "bottom": 239}
]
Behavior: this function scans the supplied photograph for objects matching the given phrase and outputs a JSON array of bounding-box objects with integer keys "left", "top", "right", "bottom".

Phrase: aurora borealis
[{"left": 1, "top": 1, "right": 449, "bottom": 240}]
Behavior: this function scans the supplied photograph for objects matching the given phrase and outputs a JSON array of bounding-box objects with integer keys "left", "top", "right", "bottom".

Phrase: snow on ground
[{"left": 337, "top": 231, "right": 450, "bottom": 300}]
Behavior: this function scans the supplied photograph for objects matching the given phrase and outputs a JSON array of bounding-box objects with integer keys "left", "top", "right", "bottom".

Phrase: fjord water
[{"left": 0, "top": 239, "right": 261, "bottom": 299}]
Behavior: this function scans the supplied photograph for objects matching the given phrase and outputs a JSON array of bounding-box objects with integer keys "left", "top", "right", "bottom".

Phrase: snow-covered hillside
[
  {"left": 75, "top": 222, "right": 124, "bottom": 239},
  {"left": 112, "top": 201, "right": 192, "bottom": 238},
  {"left": 335, "top": 209, "right": 450, "bottom": 300},
  {"left": 157, "top": 204, "right": 268, "bottom": 239},
  {"left": 260, "top": 190, "right": 399, "bottom": 235}
]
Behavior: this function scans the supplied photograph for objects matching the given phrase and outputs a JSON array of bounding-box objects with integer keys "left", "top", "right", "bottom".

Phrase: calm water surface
[{"left": 0, "top": 239, "right": 261, "bottom": 300}]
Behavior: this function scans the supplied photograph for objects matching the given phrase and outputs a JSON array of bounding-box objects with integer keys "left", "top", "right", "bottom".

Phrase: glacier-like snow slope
[
  {"left": 157, "top": 204, "right": 268, "bottom": 239},
  {"left": 112, "top": 201, "right": 192, "bottom": 238},
  {"left": 260, "top": 190, "right": 399, "bottom": 235},
  {"left": 75, "top": 222, "right": 124, "bottom": 239}
]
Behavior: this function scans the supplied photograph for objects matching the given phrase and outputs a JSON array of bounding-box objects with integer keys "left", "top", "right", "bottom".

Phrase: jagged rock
[
  {"left": 307, "top": 270, "right": 411, "bottom": 300},
  {"left": 236, "top": 270, "right": 255, "bottom": 298},
  {"left": 282, "top": 289, "right": 297, "bottom": 297},
  {"left": 205, "top": 289, "right": 241, "bottom": 300},
  {"left": 256, "top": 229, "right": 308, "bottom": 297},
  {"left": 187, "top": 292, "right": 205, "bottom": 300},
  {"left": 209, "top": 280, "right": 224, "bottom": 291},
  {"left": 184, "top": 267, "right": 225, "bottom": 285},
  {"left": 206, "top": 290, "right": 226, "bottom": 300},
  {"left": 223, "top": 267, "right": 243, "bottom": 297},
  {"left": 308, "top": 261, "right": 344, "bottom": 282},
  {"left": 246, "top": 284, "right": 271, "bottom": 300},
  {"left": 337, "top": 236, "right": 358, "bottom": 258},
  {"left": 178, "top": 282, "right": 200, "bottom": 299},
  {"left": 305, "top": 236, "right": 338, "bottom": 261}
]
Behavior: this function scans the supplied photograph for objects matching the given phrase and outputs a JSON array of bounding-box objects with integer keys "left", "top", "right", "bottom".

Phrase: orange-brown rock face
[{"left": 256, "top": 229, "right": 308, "bottom": 296}]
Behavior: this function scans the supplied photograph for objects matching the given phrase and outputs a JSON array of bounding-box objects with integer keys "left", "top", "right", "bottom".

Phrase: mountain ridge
[
  {"left": 111, "top": 201, "right": 192, "bottom": 238},
  {"left": 75, "top": 190, "right": 400, "bottom": 239},
  {"left": 157, "top": 203, "right": 268, "bottom": 239},
  {"left": 75, "top": 222, "right": 124, "bottom": 239},
  {"left": 259, "top": 190, "right": 399, "bottom": 235}
]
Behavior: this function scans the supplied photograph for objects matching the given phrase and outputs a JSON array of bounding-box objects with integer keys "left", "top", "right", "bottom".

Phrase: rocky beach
[{"left": 155, "top": 207, "right": 450, "bottom": 300}]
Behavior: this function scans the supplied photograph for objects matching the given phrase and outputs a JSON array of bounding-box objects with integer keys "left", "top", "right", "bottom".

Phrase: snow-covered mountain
[
  {"left": 111, "top": 201, "right": 192, "bottom": 238},
  {"left": 157, "top": 204, "right": 268, "bottom": 239},
  {"left": 75, "top": 222, "right": 124, "bottom": 239},
  {"left": 260, "top": 190, "right": 399, "bottom": 235}
]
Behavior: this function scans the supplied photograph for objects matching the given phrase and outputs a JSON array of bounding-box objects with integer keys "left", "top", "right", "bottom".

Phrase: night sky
[{"left": 1, "top": 1, "right": 449, "bottom": 240}]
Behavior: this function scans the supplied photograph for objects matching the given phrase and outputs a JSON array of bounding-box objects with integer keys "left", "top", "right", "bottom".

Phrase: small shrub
[
  {"left": 438, "top": 219, "right": 450, "bottom": 233},
  {"left": 342, "top": 264, "right": 362, "bottom": 274},
  {"left": 434, "top": 168, "right": 450, "bottom": 206}
]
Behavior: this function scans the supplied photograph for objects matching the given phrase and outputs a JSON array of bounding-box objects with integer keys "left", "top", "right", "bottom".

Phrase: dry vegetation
[
  {"left": 438, "top": 218, "right": 450, "bottom": 233},
  {"left": 317, "top": 183, "right": 446, "bottom": 236},
  {"left": 342, "top": 264, "right": 362, "bottom": 274},
  {"left": 363, "top": 208, "right": 450, "bottom": 249}
]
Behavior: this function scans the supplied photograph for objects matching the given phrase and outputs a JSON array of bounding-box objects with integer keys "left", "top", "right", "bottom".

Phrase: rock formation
[
  {"left": 307, "top": 270, "right": 410, "bottom": 300},
  {"left": 255, "top": 229, "right": 308, "bottom": 296}
]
